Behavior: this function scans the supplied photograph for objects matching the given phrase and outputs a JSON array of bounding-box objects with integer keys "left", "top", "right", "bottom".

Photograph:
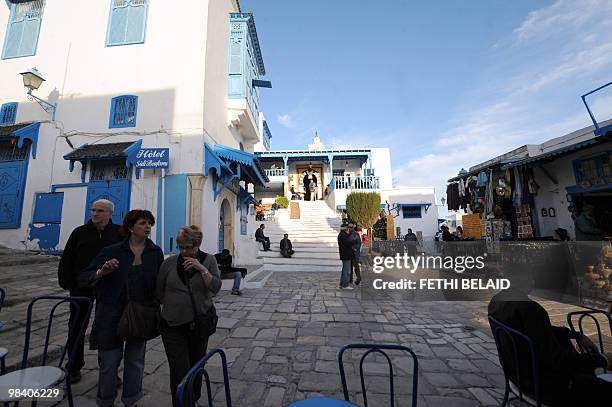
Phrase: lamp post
[{"left": 20, "top": 67, "right": 57, "bottom": 120}]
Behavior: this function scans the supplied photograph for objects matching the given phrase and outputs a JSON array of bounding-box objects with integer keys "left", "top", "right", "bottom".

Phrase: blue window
[
  {"left": 109, "top": 95, "right": 138, "bottom": 128},
  {"left": 0, "top": 103, "right": 18, "bottom": 125},
  {"left": 402, "top": 205, "right": 422, "bottom": 219},
  {"left": 2, "top": 0, "right": 45, "bottom": 59},
  {"left": 32, "top": 192, "right": 64, "bottom": 224},
  {"left": 106, "top": 0, "right": 149, "bottom": 47}
]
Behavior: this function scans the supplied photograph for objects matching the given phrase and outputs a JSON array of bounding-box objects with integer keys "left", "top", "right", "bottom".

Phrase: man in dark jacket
[
  {"left": 280, "top": 233, "right": 294, "bottom": 258},
  {"left": 337, "top": 223, "right": 356, "bottom": 289},
  {"left": 488, "top": 272, "right": 612, "bottom": 406},
  {"left": 57, "top": 199, "right": 122, "bottom": 383},
  {"left": 404, "top": 228, "right": 418, "bottom": 257},
  {"left": 255, "top": 224, "right": 271, "bottom": 251}
]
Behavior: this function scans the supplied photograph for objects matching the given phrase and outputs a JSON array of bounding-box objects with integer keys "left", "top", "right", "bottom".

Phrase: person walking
[
  {"left": 157, "top": 225, "right": 221, "bottom": 406},
  {"left": 349, "top": 224, "right": 362, "bottom": 285},
  {"left": 255, "top": 224, "right": 271, "bottom": 251},
  {"left": 280, "top": 233, "right": 295, "bottom": 258},
  {"left": 337, "top": 222, "right": 354, "bottom": 290},
  {"left": 79, "top": 210, "right": 164, "bottom": 407},
  {"left": 57, "top": 199, "right": 123, "bottom": 384}
]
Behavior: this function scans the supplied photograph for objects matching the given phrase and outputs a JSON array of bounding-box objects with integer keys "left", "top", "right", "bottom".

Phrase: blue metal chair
[
  {"left": 567, "top": 309, "right": 612, "bottom": 373},
  {"left": 0, "top": 296, "right": 91, "bottom": 407},
  {"left": 0, "top": 287, "right": 6, "bottom": 375},
  {"left": 176, "top": 348, "right": 232, "bottom": 407},
  {"left": 337, "top": 343, "right": 419, "bottom": 407},
  {"left": 488, "top": 316, "right": 549, "bottom": 407}
]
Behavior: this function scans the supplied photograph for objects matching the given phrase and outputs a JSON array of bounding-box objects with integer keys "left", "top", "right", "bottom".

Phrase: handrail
[
  {"left": 334, "top": 175, "right": 380, "bottom": 190},
  {"left": 264, "top": 168, "right": 287, "bottom": 177}
]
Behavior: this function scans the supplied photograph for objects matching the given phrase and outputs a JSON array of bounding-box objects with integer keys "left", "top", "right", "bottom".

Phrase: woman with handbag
[
  {"left": 156, "top": 225, "right": 221, "bottom": 406},
  {"left": 80, "top": 209, "right": 164, "bottom": 407}
]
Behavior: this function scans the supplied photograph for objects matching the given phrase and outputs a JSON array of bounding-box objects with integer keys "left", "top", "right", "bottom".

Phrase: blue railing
[
  {"left": 264, "top": 168, "right": 287, "bottom": 177},
  {"left": 334, "top": 175, "right": 380, "bottom": 190}
]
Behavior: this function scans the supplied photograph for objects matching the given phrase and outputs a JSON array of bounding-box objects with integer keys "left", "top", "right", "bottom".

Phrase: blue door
[
  {"left": 0, "top": 141, "right": 29, "bottom": 229},
  {"left": 218, "top": 201, "right": 225, "bottom": 253},
  {"left": 85, "top": 160, "right": 131, "bottom": 225}
]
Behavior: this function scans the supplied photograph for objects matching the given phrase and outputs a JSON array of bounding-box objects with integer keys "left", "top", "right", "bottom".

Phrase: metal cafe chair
[
  {"left": 488, "top": 316, "right": 550, "bottom": 407},
  {"left": 176, "top": 348, "right": 232, "bottom": 407},
  {"left": 0, "top": 296, "right": 92, "bottom": 407},
  {"left": 0, "top": 287, "right": 6, "bottom": 375},
  {"left": 337, "top": 343, "right": 419, "bottom": 407},
  {"left": 567, "top": 309, "right": 612, "bottom": 373}
]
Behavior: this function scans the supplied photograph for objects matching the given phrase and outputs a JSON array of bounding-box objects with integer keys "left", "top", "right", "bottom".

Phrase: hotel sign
[{"left": 131, "top": 148, "right": 169, "bottom": 169}]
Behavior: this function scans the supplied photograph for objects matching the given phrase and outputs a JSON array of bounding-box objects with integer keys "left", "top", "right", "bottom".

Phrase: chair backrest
[
  {"left": 488, "top": 316, "right": 542, "bottom": 405},
  {"left": 337, "top": 343, "right": 419, "bottom": 407},
  {"left": 0, "top": 287, "right": 5, "bottom": 311},
  {"left": 21, "top": 296, "right": 91, "bottom": 370},
  {"left": 567, "top": 309, "right": 612, "bottom": 372},
  {"left": 176, "top": 348, "right": 232, "bottom": 407}
]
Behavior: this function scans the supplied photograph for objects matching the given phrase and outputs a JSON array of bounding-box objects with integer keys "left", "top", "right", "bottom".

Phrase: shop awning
[
  {"left": 0, "top": 122, "right": 40, "bottom": 159},
  {"left": 63, "top": 140, "right": 142, "bottom": 181},
  {"left": 501, "top": 136, "right": 609, "bottom": 170},
  {"left": 214, "top": 144, "right": 269, "bottom": 185}
]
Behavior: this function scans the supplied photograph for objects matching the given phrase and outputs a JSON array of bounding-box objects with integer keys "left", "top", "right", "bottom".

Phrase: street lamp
[{"left": 20, "top": 67, "right": 56, "bottom": 119}]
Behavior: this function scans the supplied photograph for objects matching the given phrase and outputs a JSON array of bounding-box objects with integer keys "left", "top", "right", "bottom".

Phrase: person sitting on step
[
  {"left": 214, "top": 249, "right": 246, "bottom": 296},
  {"left": 255, "top": 224, "right": 271, "bottom": 251},
  {"left": 280, "top": 233, "right": 295, "bottom": 258}
]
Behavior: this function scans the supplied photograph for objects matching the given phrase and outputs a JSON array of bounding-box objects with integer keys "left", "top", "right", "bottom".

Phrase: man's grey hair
[{"left": 93, "top": 199, "right": 114, "bottom": 213}]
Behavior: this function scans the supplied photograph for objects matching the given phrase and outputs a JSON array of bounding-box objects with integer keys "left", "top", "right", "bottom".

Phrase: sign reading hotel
[{"left": 133, "top": 148, "right": 169, "bottom": 169}]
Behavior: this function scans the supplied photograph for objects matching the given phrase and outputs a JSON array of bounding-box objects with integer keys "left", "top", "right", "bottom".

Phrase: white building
[
  {"left": 0, "top": 0, "right": 271, "bottom": 264},
  {"left": 254, "top": 133, "right": 440, "bottom": 240}
]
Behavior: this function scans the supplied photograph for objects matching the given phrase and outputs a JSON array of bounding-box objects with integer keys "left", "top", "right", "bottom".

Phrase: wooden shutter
[
  {"left": 107, "top": 0, "right": 148, "bottom": 46},
  {"left": 3, "top": 1, "right": 45, "bottom": 59}
]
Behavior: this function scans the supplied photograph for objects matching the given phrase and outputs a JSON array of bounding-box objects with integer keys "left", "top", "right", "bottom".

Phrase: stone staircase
[{"left": 243, "top": 201, "right": 342, "bottom": 288}]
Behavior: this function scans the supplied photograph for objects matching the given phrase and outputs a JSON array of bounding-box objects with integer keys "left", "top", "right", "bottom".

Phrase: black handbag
[
  {"left": 117, "top": 278, "right": 160, "bottom": 342},
  {"left": 186, "top": 270, "right": 218, "bottom": 339}
]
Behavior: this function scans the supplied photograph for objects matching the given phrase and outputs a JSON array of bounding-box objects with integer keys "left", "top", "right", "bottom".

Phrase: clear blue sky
[{"left": 241, "top": 0, "right": 612, "bottom": 201}]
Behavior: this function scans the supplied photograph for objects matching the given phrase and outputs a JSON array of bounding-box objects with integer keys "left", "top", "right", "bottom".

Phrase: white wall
[
  {"left": 370, "top": 148, "right": 393, "bottom": 189},
  {"left": 381, "top": 187, "right": 439, "bottom": 240}
]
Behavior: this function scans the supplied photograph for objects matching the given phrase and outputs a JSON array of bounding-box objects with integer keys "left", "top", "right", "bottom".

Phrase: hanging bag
[
  {"left": 186, "top": 254, "right": 218, "bottom": 339},
  {"left": 117, "top": 270, "right": 160, "bottom": 342}
]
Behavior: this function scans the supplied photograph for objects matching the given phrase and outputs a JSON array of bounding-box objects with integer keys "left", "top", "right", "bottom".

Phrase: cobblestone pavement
[{"left": 1, "top": 257, "right": 608, "bottom": 407}]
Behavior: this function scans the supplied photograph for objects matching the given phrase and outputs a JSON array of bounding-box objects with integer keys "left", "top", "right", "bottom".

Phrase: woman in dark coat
[{"left": 79, "top": 210, "right": 164, "bottom": 407}]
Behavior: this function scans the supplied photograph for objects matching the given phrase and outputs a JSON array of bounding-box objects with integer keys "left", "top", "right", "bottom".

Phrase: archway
[{"left": 218, "top": 198, "right": 233, "bottom": 254}]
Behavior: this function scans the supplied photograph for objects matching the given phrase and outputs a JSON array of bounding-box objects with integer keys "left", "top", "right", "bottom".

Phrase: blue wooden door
[
  {"left": 0, "top": 141, "right": 29, "bottom": 229},
  {"left": 218, "top": 202, "right": 225, "bottom": 253},
  {"left": 85, "top": 160, "right": 131, "bottom": 225}
]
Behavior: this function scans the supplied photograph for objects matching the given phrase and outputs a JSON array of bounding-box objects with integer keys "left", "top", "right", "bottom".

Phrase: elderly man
[{"left": 58, "top": 199, "right": 123, "bottom": 384}]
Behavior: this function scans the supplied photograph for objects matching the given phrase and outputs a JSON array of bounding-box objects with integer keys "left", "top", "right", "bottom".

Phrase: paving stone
[
  {"left": 264, "top": 386, "right": 286, "bottom": 406},
  {"left": 423, "top": 372, "right": 461, "bottom": 388},
  {"left": 256, "top": 328, "right": 280, "bottom": 340},
  {"left": 251, "top": 347, "right": 266, "bottom": 361},
  {"left": 298, "top": 372, "right": 341, "bottom": 392},
  {"left": 424, "top": 395, "right": 480, "bottom": 407},
  {"left": 231, "top": 327, "right": 259, "bottom": 338},
  {"left": 467, "top": 387, "right": 498, "bottom": 406},
  {"left": 447, "top": 358, "right": 480, "bottom": 372}
]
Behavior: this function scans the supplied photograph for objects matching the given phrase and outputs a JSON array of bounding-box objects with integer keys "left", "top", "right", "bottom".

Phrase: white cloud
[{"left": 277, "top": 113, "right": 294, "bottom": 128}]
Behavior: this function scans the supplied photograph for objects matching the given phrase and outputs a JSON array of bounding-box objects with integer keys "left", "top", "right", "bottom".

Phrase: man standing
[
  {"left": 280, "top": 233, "right": 295, "bottom": 258},
  {"left": 404, "top": 228, "right": 418, "bottom": 257},
  {"left": 57, "top": 199, "right": 123, "bottom": 383},
  {"left": 337, "top": 222, "right": 355, "bottom": 290},
  {"left": 255, "top": 224, "right": 271, "bottom": 251},
  {"left": 349, "top": 223, "right": 362, "bottom": 285}
]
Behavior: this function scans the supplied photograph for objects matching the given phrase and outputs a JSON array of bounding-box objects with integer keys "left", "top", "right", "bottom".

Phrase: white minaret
[{"left": 308, "top": 130, "right": 326, "bottom": 151}]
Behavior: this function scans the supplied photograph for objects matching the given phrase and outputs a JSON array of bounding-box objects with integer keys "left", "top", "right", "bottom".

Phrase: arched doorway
[{"left": 218, "top": 199, "right": 233, "bottom": 254}]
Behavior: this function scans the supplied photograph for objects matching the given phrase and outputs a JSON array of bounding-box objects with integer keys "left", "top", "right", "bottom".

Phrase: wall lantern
[{"left": 20, "top": 67, "right": 57, "bottom": 119}]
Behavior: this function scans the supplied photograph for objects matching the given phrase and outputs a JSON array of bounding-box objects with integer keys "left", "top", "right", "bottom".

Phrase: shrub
[
  {"left": 346, "top": 192, "right": 381, "bottom": 230},
  {"left": 275, "top": 195, "right": 289, "bottom": 208}
]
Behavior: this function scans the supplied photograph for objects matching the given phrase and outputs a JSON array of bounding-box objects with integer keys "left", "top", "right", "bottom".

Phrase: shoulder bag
[
  {"left": 117, "top": 271, "right": 161, "bottom": 342},
  {"left": 186, "top": 254, "right": 218, "bottom": 339}
]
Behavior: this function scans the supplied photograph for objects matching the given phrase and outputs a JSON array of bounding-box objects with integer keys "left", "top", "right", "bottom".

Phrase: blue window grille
[
  {"left": 109, "top": 95, "right": 138, "bottom": 128},
  {"left": 2, "top": 0, "right": 45, "bottom": 59},
  {"left": 402, "top": 205, "right": 422, "bottom": 219},
  {"left": 0, "top": 103, "right": 18, "bottom": 125},
  {"left": 106, "top": 0, "right": 149, "bottom": 47}
]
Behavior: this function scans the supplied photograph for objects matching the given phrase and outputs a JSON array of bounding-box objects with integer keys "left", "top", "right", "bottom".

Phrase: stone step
[
  {"left": 0, "top": 255, "right": 60, "bottom": 267},
  {"left": 258, "top": 251, "right": 338, "bottom": 259},
  {"left": 262, "top": 257, "right": 340, "bottom": 266},
  {"left": 260, "top": 264, "right": 340, "bottom": 273}
]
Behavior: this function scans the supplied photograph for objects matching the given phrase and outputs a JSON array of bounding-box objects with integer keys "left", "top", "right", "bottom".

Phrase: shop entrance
[
  {"left": 85, "top": 160, "right": 131, "bottom": 225},
  {"left": 295, "top": 164, "right": 324, "bottom": 200}
]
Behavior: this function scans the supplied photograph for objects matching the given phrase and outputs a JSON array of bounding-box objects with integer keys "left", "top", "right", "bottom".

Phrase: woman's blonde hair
[{"left": 176, "top": 225, "right": 203, "bottom": 247}]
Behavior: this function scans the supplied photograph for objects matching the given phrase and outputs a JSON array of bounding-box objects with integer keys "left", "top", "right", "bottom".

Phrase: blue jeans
[
  {"left": 97, "top": 341, "right": 146, "bottom": 406},
  {"left": 340, "top": 260, "right": 352, "bottom": 288},
  {"left": 232, "top": 271, "right": 241, "bottom": 291}
]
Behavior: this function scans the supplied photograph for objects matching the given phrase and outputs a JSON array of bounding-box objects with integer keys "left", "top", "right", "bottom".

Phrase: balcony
[{"left": 333, "top": 175, "right": 380, "bottom": 190}]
